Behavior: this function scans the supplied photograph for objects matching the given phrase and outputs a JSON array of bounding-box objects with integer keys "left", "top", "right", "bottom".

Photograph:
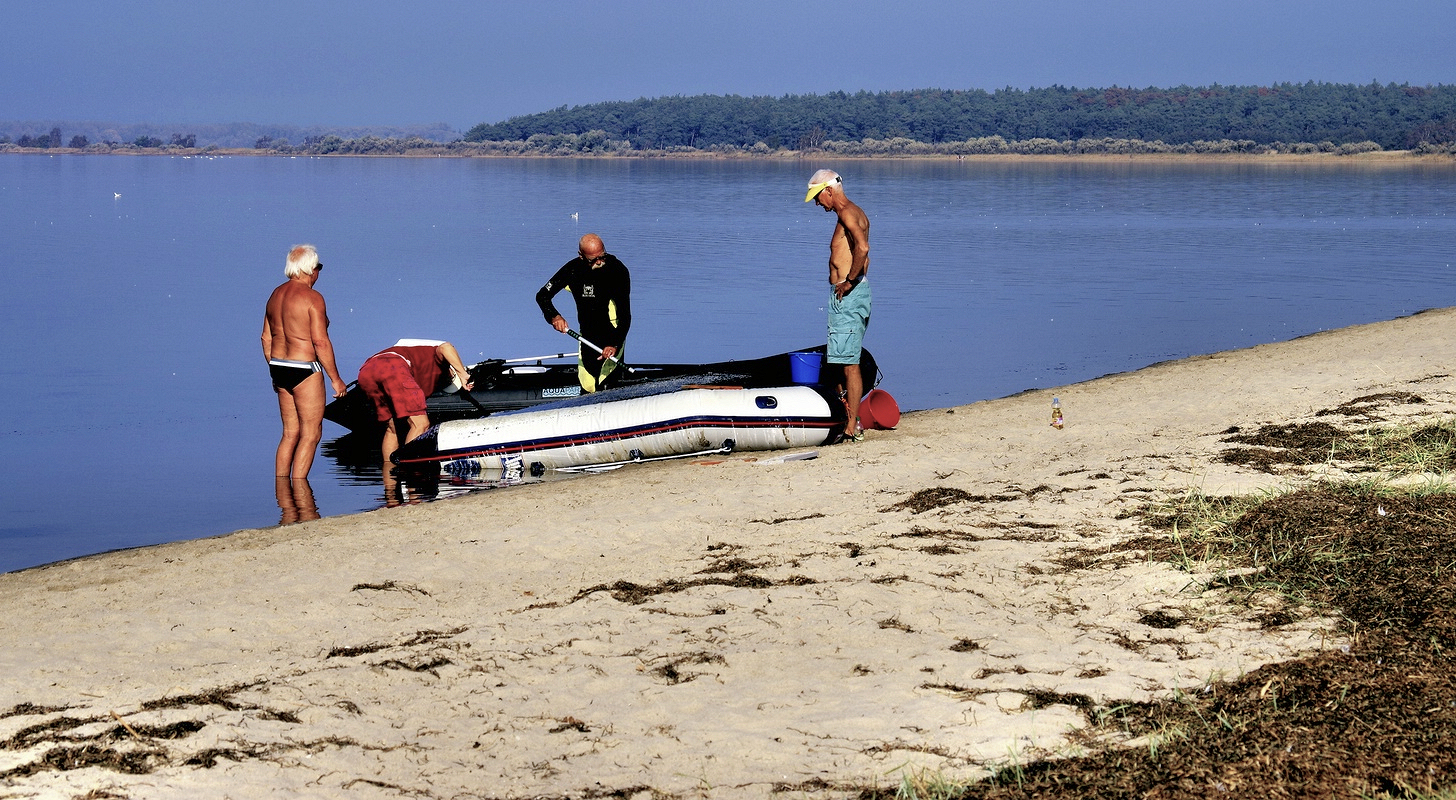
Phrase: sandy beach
[{"left": 3, "top": 308, "right": 1454, "bottom": 799}]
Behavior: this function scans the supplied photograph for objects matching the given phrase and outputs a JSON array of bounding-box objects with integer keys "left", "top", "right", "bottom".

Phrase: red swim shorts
[{"left": 358, "top": 354, "right": 428, "bottom": 422}]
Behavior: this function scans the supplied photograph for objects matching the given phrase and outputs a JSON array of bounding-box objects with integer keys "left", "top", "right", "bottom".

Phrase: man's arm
[
  {"left": 535, "top": 263, "right": 573, "bottom": 327},
  {"left": 609, "top": 266, "right": 631, "bottom": 349},
  {"left": 307, "top": 292, "right": 347, "bottom": 398},
  {"left": 434, "top": 342, "right": 474, "bottom": 391},
  {"left": 841, "top": 206, "right": 870, "bottom": 280},
  {"left": 262, "top": 286, "right": 280, "bottom": 360}
]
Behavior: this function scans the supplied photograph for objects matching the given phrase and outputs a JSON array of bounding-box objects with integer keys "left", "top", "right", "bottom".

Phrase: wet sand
[{"left": 2, "top": 308, "right": 1453, "bottom": 798}]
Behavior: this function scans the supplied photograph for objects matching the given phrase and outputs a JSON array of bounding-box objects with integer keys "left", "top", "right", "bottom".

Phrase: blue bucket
[{"left": 788, "top": 351, "right": 823, "bottom": 385}]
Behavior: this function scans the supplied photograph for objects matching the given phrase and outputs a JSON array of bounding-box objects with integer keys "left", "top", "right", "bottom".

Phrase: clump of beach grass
[
  {"left": 886, "top": 765, "right": 975, "bottom": 800},
  {"left": 1332, "top": 417, "right": 1456, "bottom": 475}
]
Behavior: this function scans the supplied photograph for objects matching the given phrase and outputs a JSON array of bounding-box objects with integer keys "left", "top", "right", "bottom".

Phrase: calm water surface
[{"left": 2, "top": 155, "right": 1453, "bottom": 572}]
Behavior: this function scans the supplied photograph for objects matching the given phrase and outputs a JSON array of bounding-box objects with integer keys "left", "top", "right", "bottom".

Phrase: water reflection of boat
[
  {"left": 323, "top": 345, "right": 878, "bottom": 435},
  {"left": 386, "top": 459, "right": 583, "bottom": 504},
  {"left": 319, "top": 435, "right": 583, "bottom": 507}
]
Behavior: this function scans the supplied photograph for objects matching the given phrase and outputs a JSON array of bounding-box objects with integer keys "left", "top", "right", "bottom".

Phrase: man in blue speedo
[{"left": 805, "top": 169, "right": 872, "bottom": 442}]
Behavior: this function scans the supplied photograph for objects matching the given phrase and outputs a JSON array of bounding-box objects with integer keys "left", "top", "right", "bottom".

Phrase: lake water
[{"left": 2, "top": 155, "right": 1453, "bottom": 573}]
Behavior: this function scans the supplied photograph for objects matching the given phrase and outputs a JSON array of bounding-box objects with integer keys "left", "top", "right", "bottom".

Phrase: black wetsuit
[{"left": 535, "top": 254, "right": 632, "bottom": 391}]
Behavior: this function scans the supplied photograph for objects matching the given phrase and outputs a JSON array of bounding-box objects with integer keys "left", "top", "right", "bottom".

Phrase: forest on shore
[
  {"left": 464, "top": 82, "right": 1456, "bottom": 152},
  {"left": 5, "top": 82, "right": 1456, "bottom": 158}
]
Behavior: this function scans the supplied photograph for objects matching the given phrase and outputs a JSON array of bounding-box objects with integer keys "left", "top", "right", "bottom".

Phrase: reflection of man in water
[
  {"left": 262, "top": 244, "right": 347, "bottom": 478},
  {"left": 381, "top": 470, "right": 427, "bottom": 508},
  {"left": 805, "top": 169, "right": 871, "bottom": 442},
  {"left": 274, "top": 477, "right": 319, "bottom": 524},
  {"left": 536, "top": 233, "right": 632, "bottom": 392}
]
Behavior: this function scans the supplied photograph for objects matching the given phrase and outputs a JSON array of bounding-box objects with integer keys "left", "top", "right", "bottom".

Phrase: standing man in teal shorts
[{"left": 805, "top": 169, "right": 872, "bottom": 441}]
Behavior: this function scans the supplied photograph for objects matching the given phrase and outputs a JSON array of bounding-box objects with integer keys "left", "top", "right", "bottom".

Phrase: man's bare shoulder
[
  {"left": 276, "top": 281, "right": 325, "bottom": 306},
  {"left": 837, "top": 200, "right": 870, "bottom": 232}
]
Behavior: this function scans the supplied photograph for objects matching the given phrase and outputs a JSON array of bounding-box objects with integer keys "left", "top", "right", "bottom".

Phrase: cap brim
[{"left": 804, "top": 182, "right": 831, "bottom": 202}]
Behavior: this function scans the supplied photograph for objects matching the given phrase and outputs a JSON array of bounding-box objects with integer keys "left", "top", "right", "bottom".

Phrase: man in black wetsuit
[{"left": 535, "top": 233, "right": 632, "bottom": 392}]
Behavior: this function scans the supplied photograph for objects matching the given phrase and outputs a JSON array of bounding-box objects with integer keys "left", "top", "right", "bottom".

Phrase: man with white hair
[
  {"left": 805, "top": 169, "right": 872, "bottom": 441},
  {"left": 262, "top": 244, "right": 347, "bottom": 478}
]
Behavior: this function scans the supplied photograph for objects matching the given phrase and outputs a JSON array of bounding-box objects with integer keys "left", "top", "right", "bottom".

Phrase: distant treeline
[
  {"left": 0, "top": 121, "right": 459, "bottom": 150},
  {"left": 10, "top": 129, "right": 1452, "bottom": 159},
  {"left": 464, "top": 82, "right": 1456, "bottom": 153},
  {"left": 7, "top": 83, "right": 1456, "bottom": 159}
]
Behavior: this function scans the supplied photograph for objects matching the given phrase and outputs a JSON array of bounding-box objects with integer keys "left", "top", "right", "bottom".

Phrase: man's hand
[
  {"left": 449, "top": 364, "right": 474, "bottom": 392},
  {"left": 551, "top": 315, "right": 569, "bottom": 333},
  {"left": 600, "top": 345, "right": 618, "bottom": 362}
]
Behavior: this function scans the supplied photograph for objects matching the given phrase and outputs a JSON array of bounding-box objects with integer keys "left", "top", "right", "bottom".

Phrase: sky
[{"left": 5, "top": 0, "right": 1454, "bottom": 132}]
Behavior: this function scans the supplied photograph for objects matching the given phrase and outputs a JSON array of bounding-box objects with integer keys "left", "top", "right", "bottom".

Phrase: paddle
[
  {"left": 451, "top": 351, "right": 577, "bottom": 417},
  {"left": 564, "top": 329, "right": 634, "bottom": 373},
  {"left": 499, "top": 352, "right": 575, "bottom": 364},
  {"left": 455, "top": 383, "right": 489, "bottom": 414},
  {"left": 564, "top": 329, "right": 618, "bottom": 363},
  {"left": 449, "top": 367, "right": 490, "bottom": 415}
]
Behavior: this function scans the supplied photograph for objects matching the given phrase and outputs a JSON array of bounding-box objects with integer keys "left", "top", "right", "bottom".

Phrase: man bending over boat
[
  {"left": 357, "top": 339, "right": 474, "bottom": 463},
  {"left": 262, "top": 244, "right": 347, "bottom": 479},
  {"left": 535, "top": 233, "right": 632, "bottom": 392},
  {"left": 805, "top": 169, "right": 872, "bottom": 442}
]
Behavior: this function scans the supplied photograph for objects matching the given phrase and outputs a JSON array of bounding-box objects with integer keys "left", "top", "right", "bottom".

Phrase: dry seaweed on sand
[
  {"left": 1216, "top": 421, "right": 1346, "bottom": 471},
  {"left": 1219, "top": 404, "right": 1456, "bottom": 476},
  {"left": 1315, "top": 391, "right": 1427, "bottom": 421},
  {"left": 880, "top": 487, "right": 1020, "bottom": 513},
  {"left": 862, "top": 483, "right": 1456, "bottom": 800}
]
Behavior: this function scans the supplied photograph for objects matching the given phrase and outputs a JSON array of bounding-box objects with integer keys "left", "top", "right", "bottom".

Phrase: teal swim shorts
[{"left": 826, "top": 278, "right": 872, "bottom": 365}]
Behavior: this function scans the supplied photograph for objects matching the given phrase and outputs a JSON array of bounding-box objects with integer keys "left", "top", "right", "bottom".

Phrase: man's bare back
[
  {"left": 262, "top": 246, "right": 345, "bottom": 479},
  {"left": 264, "top": 281, "right": 330, "bottom": 362}
]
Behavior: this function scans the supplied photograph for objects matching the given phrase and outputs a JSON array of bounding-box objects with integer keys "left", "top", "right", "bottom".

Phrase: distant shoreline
[{"left": 6, "top": 147, "right": 1455, "bottom": 165}]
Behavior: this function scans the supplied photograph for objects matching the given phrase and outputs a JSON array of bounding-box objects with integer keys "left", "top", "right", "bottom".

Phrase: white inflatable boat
[{"left": 391, "top": 384, "right": 846, "bottom": 473}]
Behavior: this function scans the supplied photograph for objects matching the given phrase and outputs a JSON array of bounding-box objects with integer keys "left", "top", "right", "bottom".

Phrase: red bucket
[{"left": 858, "top": 389, "right": 900, "bottom": 430}]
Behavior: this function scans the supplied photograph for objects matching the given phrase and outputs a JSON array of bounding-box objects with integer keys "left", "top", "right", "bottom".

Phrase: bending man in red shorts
[{"left": 356, "top": 339, "right": 474, "bottom": 462}]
